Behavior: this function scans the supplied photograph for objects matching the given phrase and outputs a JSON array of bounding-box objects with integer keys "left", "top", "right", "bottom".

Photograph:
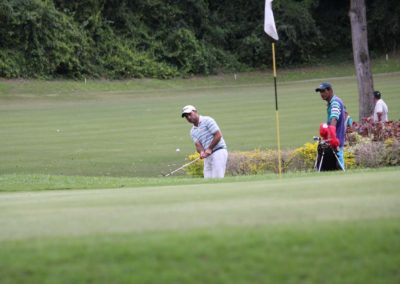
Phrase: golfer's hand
[{"left": 200, "top": 149, "right": 212, "bottom": 159}]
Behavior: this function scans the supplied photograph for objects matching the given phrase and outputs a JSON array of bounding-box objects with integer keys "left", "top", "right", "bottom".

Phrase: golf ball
[{"left": 176, "top": 148, "right": 180, "bottom": 152}]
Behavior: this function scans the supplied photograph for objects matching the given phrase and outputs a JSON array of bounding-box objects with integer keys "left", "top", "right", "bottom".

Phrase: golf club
[{"left": 162, "top": 157, "right": 200, "bottom": 177}]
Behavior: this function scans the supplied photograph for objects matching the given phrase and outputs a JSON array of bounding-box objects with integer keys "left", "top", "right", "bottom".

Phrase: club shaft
[{"left": 165, "top": 157, "right": 200, "bottom": 176}]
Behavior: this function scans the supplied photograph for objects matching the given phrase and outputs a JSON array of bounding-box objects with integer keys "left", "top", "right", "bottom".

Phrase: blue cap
[{"left": 315, "top": 82, "right": 332, "bottom": 92}]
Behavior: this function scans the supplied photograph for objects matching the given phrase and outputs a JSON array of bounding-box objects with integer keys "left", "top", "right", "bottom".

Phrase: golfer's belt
[{"left": 213, "top": 147, "right": 226, "bottom": 153}]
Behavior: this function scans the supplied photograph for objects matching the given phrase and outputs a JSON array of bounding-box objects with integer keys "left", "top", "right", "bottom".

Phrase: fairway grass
[
  {"left": 1, "top": 169, "right": 399, "bottom": 283},
  {"left": 1, "top": 60, "right": 400, "bottom": 177}
]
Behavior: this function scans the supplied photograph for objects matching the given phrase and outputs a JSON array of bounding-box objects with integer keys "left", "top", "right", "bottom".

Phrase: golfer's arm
[
  {"left": 207, "top": 131, "right": 222, "bottom": 152},
  {"left": 194, "top": 131, "right": 222, "bottom": 154},
  {"left": 195, "top": 142, "right": 204, "bottom": 154},
  {"left": 328, "top": 118, "right": 338, "bottom": 140}
]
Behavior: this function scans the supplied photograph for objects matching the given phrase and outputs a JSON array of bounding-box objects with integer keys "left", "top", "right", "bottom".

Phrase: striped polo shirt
[
  {"left": 191, "top": 116, "right": 227, "bottom": 151},
  {"left": 327, "top": 95, "right": 345, "bottom": 147}
]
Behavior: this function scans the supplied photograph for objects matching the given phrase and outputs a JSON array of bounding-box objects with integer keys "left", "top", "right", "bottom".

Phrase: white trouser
[{"left": 203, "top": 149, "right": 228, "bottom": 178}]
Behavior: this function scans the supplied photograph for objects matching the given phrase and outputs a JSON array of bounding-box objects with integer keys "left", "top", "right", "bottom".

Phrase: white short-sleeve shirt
[
  {"left": 190, "top": 116, "right": 226, "bottom": 150},
  {"left": 373, "top": 99, "right": 389, "bottom": 122}
]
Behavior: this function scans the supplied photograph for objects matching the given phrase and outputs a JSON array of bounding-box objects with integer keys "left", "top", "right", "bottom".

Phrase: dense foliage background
[{"left": 1, "top": 0, "right": 399, "bottom": 79}]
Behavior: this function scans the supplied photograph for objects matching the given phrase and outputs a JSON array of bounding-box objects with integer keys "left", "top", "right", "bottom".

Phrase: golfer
[
  {"left": 181, "top": 105, "right": 228, "bottom": 178},
  {"left": 373, "top": 91, "right": 389, "bottom": 123},
  {"left": 315, "top": 82, "right": 346, "bottom": 169}
]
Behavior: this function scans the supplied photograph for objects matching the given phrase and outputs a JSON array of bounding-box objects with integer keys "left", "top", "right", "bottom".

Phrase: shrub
[
  {"left": 95, "top": 26, "right": 179, "bottom": 79},
  {"left": 185, "top": 149, "right": 291, "bottom": 177},
  {"left": 101, "top": 43, "right": 178, "bottom": 79},
  {"left": 183, "top": 138, "right": 391, "bottom": 178},
  {"left": 384, "top": 139, "right": 400, "bottom": 166},
  {"left": 352, "top": 141, "right": 386, "bottom": 168},
  {"left": 346, "top": 131, "right": 363, "bottom": 146},
  {"left": 161, "top": 28, "right": 213, "bottom": 75},
  {"left": 185, "top": 152, "right": 203, "bottom": 177},
  {"left": 226, "top": 149, "right": 290, "bottom": 175},
  {"left": 0, "top": 50, "right": 24, "bottom": 78},
  {"left": 288, "top": 142, "right": 318, "bottom": 171},
  {"left": 351, "top": 118, "right": 400, "bottom": 141},
  {"left": 344, "top": 148, "right": 357, "bottom": 169},
  {"left": 287, "top": 142, "right": 356, "bottom": 171},
  {"left": 0, "top": 0, "right": 92, "bottom": 78},
  {"left": 346, "top": 120, "right": 400, "bottom": 168}
]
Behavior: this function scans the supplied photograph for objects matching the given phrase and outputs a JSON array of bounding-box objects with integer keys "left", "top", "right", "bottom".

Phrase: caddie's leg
[
  {"left": 210, "top": 149, "right": 228, "bottom": 178},
  {"left": 337, "top": 147, "right": 345, "bottom": 170}
]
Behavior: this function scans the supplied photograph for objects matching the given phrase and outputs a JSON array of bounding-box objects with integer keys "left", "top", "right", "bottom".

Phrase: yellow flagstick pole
[{"left": 272, "top": 42, "right": 282, "bottom": 176}]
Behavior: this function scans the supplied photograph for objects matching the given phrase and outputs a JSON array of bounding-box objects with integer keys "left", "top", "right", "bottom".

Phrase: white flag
[{"left": 264, "top": 0, "right": 279, "bottom": 41}]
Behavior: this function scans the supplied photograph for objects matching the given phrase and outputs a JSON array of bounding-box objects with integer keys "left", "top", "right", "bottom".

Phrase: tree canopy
[{"left": 0, "top": 0, "right": 399, "bottom": 79}]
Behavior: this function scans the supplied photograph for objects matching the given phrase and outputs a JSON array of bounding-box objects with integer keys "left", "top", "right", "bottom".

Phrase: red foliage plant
[{"left": 348, "top": 118, "right": 400, "bottom": 141}]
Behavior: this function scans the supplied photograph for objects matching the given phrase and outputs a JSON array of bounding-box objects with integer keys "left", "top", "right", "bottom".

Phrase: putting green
[
  {"left": 1, "top": 169, "right": 399, "bottom": 241},
  {"left": 1, "top": 169, "right": 399, "bottom": 284}
]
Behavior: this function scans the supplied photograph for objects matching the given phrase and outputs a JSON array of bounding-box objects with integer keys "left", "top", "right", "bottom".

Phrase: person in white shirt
[
  {"left": 373, "top": 91, "right": 389, "bottom": 123},
  {"left": 181, "top": 105, "right": 228, "bottom": 178}
]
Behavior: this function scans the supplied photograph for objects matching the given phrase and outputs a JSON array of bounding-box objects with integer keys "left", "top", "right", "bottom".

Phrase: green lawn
[
  {"left": 1, "top": 57, "right": 399, "bottom": 178},
  {"left": 1, "top": 60, "right": 400, "bottom": 283},
  {"left": 0, "top": 169, "right": 399, "bottom": 283}
]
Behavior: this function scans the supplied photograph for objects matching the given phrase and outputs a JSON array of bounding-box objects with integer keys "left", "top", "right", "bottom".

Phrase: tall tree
[{"left": 349, "top": 0, "right": 374, "bottom": 120}]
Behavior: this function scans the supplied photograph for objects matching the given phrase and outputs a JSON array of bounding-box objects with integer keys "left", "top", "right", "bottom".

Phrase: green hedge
[
  {"left": 185, "top": 138, "right": 400, "bottom": 177},
  {"left": 1, "top": 0, "right": 399, "bottom": 79}
]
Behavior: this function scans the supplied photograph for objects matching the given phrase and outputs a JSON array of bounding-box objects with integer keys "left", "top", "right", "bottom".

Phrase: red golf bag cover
[
  {"left": 328, "top": 125, "right": 339, "bottom": 148},
  {"left": 319, "top": 123, "right": 339, "bottom": 148},
  {"left": 319, "top": 123, "right": 329, "bottom": 140}
]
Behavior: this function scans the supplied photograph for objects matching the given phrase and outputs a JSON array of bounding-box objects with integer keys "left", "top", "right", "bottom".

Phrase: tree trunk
[{"left": 349, "top": 0, "right": 374, "bottom": 120}]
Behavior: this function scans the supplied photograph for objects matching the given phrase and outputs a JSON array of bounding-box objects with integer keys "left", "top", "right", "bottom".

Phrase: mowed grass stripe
[
  {"left": 1, "top": 73, "right": 399, "bottom": 177},
  {"left": 1, "top": 169, "right": 399, "bottom": 241}
]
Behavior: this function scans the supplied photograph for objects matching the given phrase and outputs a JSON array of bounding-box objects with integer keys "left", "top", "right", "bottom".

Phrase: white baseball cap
[{"left": 181, "top": 105, "right": 197, "bottom": 117}]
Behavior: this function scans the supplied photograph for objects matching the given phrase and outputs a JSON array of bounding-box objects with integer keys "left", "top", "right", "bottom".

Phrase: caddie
[
  {"left": 315, "top": 82, "right": 346, "bottom": 170},
  {"left": 181, "top": 105, "right": 228, "bottom": 178}
]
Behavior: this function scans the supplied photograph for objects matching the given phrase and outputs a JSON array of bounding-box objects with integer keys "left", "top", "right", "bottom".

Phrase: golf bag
[{"left": 314, "top": 138, "right": 344, "bottom": 172}]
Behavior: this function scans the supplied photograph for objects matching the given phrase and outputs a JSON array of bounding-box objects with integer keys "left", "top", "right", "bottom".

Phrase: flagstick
[{"left": 272, "top": 42, "right": 282, "bottom": 176}]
